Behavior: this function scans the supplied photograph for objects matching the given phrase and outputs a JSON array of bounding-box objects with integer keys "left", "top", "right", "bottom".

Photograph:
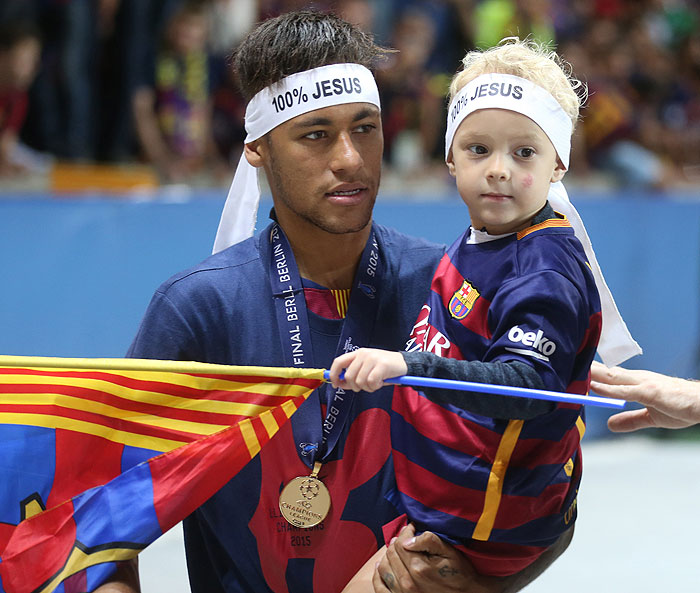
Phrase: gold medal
[{"left": 279, "top": 461, "right": 331, "bottom": 528}]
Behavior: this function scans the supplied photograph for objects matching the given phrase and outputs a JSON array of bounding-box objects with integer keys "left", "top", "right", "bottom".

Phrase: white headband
[
  {"left": 548, "top": 182, "right": 641, "bottom": 366},
  {"left": 212, "top": 63, "right": 381, "bottom": 254},
  {"left": 444, "top": 73, "right": 640, "bottom": 366},
  {"left": 445, "top": 73, "right": 572, "bottom": 169}
]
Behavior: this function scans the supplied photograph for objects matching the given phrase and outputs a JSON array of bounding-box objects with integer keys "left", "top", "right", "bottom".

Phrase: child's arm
[
  {"left": 341, "top": 546, "right": 386, "bottom": 593},
  {"left": 402, "top": 351, "right": 556, "bottom": 419},
  {"left": 329, "top": 348, "right": 407, "bottom": 392},
  {"left": 329, "top": 347, "right": 554, "bottom": 419}
]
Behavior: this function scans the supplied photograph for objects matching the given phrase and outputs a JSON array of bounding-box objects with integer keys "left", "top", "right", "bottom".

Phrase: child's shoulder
[
  {"left": 514, "top": 215, "right": 591, "bottom": 281},
  {"left": 515, "top": 203, "right": 574, "bottom": 241}
]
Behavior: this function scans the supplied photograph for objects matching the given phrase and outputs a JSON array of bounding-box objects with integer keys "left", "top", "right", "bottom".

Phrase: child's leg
[{"left": 341, "top": 545, "right": 387, "bottom": 593}]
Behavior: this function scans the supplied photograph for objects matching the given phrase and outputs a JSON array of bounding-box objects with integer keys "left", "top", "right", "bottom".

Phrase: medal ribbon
[{"left": 266, "top": 222, "right": 382, "bottom": 468}]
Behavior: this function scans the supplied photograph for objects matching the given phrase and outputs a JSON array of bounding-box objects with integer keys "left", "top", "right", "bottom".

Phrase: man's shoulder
[
  {"left": 374, "top": 223, "right": 445, "bottom": 262},
  {"left": 157, "top": 234, "right": 263, "bottom": 296}
]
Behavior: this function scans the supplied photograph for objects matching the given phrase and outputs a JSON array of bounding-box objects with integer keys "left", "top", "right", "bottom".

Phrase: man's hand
[
  {"left": 372, "top": 525, "right": 503, "bottom": 593},
  {"left": 372, "top": 524, "right": 574, "bottom": 593},
  {"left": 590, "top": 361, "right": 700, "bottom": 432}
]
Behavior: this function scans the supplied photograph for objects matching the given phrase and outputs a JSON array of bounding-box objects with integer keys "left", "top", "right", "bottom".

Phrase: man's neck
[{"left": 282, "top": 223, "right": 372, "bottom": 290}]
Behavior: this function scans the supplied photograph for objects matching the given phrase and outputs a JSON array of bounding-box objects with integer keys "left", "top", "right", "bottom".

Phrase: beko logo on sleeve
[{"left": 505, "top": 325, "right": 557, "bottom": 361}]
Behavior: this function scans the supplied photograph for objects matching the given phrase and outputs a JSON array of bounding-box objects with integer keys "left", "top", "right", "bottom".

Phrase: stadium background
[{"left": 1, "top": 0, "right": 699, "bottom": 590}]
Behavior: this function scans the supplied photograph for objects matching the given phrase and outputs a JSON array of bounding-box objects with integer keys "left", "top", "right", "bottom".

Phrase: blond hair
[{"left": 449, "top": 38, "right": 586, "bottom": 132}]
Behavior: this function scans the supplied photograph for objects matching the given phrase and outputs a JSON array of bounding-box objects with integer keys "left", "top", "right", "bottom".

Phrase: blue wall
[{"left": 1, "top": 190, "right": 699, "bottom": 434}]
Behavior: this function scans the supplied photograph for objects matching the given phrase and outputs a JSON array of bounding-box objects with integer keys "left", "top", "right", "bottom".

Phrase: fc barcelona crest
[{"left": 448, "top": 279, "right": 480, "bottom": 320}]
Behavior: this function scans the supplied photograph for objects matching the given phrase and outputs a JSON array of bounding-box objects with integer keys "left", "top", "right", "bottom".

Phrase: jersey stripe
[
  {"left": 516, "top": 215, "right": 571, "bottom": 240},
  {"left": 472, "top": 419, "right": 524, "bottom": 541},
  {"left": 332, "top": 289, "right": 350, "bottom": 318}
]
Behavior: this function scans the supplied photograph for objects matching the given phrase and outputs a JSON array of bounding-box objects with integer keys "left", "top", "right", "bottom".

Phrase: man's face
[{"left": 248, "top": 102, "right": 383, "bottom": 236}]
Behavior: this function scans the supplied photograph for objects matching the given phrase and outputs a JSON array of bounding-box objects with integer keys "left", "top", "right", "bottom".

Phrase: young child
[{"left": 331, "top": 38, "right": 604, "bottom": 586}]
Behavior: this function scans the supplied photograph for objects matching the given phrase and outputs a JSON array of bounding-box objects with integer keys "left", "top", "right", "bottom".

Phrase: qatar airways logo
[
  {"left": 405, "top": 305, "right": 451, "bottom": 356},
  {"left": 342, "top": 337, "right": 359, "bottom": 354},
  {"left": 505, "top": 325, "right": 557, "bottom": 362}
]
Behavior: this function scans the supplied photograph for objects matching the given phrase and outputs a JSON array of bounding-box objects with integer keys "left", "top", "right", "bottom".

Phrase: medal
[{"left": 279, "top": 461, "right": 331, "bottom": 528}]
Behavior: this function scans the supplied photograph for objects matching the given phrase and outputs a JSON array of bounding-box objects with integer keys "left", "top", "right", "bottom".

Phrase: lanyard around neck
[{"left": 266, "top": 222, "right": 383, "bottom": 467}]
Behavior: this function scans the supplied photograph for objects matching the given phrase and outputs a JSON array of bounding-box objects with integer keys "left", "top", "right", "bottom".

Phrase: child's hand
[{"left": 329, "top": 348, "right": 408, "bottom": 393}]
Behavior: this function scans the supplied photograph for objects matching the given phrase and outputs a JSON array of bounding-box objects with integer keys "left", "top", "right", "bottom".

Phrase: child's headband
[
  {"left": 444, "top": 73, "right": 572, "bottom": 169},
  {"left": 213, "top": 63, "right": 381, "bottom": 254}
]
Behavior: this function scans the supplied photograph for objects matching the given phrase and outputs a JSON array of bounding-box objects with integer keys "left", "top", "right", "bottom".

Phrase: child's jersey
[{"left": 388, "top": 206, "right": 602, "bottom": 576}]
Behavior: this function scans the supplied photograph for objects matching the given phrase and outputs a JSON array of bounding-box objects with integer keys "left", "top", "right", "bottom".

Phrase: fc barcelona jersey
[{"left": 390, "top": 208, "right": 602, "bottom": 576}]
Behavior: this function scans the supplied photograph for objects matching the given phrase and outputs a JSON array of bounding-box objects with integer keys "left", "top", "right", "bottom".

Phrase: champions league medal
[{"left": 279, "top": 461, "right": 331, "bottom": 528}]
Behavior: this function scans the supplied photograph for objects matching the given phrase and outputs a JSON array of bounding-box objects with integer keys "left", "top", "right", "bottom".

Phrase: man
[{"left": 100, "top": 11, "right": 573, "bottom": 593}]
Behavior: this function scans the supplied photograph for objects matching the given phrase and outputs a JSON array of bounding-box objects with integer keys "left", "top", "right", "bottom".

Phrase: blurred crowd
[{"left": 0, "top": 0, "right": 699, "bottom": 191}]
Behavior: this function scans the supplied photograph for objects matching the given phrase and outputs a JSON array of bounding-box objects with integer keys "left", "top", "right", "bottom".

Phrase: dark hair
[
  {"left": 0, "top": 20, "right": 40, "bottom": 52},
  {"left": 232, "top": 10, "right": 390, "bottom": 101}
]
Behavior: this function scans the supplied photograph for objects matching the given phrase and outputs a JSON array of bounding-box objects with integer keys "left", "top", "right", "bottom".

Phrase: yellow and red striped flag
[{"left": 0, "top": 356, "right": 325, "bottom": 593}]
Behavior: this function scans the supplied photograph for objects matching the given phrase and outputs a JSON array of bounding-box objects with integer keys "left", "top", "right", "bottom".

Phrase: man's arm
[
  {"left": 372, "top": 523, "right": 574, "bottom": 593},
  {"left": 94, "top": 559, "right": 141, "bottom": 593}
]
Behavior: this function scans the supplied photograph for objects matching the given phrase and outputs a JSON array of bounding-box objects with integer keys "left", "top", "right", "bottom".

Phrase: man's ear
[
  {"left": 244, "top": 139, "right": 266, "bottom": 168},
  {"left": 551, "top": 160, "right": 566, "bottom": 183}
]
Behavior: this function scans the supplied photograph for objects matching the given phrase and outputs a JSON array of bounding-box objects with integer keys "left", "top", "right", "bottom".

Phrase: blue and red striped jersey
[{"left": 389, "top": 210, "right": 602, "bottom": 576}]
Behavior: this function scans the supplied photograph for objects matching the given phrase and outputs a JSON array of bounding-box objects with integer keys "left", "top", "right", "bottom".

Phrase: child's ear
[
  {"left": 446, "top": 153, "right": 457, "bottom": 178},
  {"left": 550, "top": 160, "right": 566, "bottom": 183}
]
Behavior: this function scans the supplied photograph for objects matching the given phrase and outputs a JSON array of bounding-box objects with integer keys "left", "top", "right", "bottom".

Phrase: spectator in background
[
  {"left": 3, "top": 0, "right": 699, "bottom": 189},
  {"left": 0, "top": 21, "right": 43, "bottom": 177},
  {"left": 132, "top": 0, "right": 229, "bottom": 185},
  {"left": 577, "top": 18, "right": 684, "bottom": 188},
  {"left": 675, "top": 33, "right": 700, "bottom": 181},
  {"left": 471, "top": 0, "right": 556, "bottom": 49},
  {"left": 97, "top": 0, "right": 184, "bottom": 162},
  {"left": 578, "top": 21, "right": 668, "bottom": 188},
  {"left": 632, "top": 4, "right": 700, "bottom": 185},
  {"left": 375, "top": 6, "right": 446, "bottom": 176},
  {"left": 209, "top": 66, "right": 247, "bottom": 168},
  {"left": 554, "top": 1, "right": 700, "bottom": 188},
  {"left": 336, "top": 0, "right": 375, "bottom": 33},
  {"left": 208, "top": 0, "right": 256, "bottom": 166},
  {"left": 25, "top": 0, "right": 100, "bottom": 161}
]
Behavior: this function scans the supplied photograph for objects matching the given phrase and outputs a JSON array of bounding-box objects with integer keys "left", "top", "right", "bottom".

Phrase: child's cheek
[{"left": 522, "top": 174, "right": 533, "bottom": 188}]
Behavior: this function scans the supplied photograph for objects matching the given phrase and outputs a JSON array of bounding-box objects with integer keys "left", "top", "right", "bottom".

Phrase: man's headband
[
  {"left": 213, "top": 63, "right": 381, "bottom": 254},
  {"left": 444, "top": 73, "right": 572, "bottom": 169}
]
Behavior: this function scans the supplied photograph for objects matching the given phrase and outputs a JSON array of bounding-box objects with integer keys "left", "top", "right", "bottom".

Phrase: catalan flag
[{"left": 0, "top": 356, "right": 325, "bottom": 593}]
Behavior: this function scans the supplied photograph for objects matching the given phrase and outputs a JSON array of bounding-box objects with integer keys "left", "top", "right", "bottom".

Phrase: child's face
[{"left": 447, "top": 109, "right": 566, "bottom": 235}]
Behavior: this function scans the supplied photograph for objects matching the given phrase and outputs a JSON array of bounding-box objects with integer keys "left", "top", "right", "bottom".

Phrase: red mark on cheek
[{"left": 522, "top": 174, "right": 534, "bottom": 188}]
